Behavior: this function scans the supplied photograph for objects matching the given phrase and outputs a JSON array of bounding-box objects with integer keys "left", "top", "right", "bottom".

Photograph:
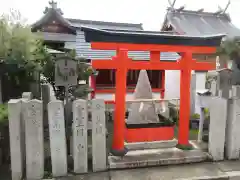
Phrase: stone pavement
[{"left": 55, "top": 161, "right": 240, "bottom": 180}]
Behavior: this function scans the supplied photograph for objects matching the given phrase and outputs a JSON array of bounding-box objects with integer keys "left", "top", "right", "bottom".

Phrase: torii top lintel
[
  {"left": 81, "top": 27, "right": 225, "bottom": 54},
  {"left": 81, "top": 27, "right": 224, "bottom": 71}
]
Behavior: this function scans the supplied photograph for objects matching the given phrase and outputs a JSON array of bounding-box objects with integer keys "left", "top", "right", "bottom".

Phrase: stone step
[
  {"left": 125, "top": 139, "right": 178, "bottom": 151},
  {"left": 108, "top": 148, "right": 209, "bottom": 169}
]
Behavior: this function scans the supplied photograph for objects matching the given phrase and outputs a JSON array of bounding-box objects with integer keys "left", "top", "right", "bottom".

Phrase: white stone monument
[
  {"left": 48, "top": 100, "right": 68, "bottom": 177},
  {"left": 208, "top": 97, "right": 227, "bottom": 161},
  {"left": 91, "top": 99, "right": 107, "bottom": 172},
  {"left": 8, "top": 99, "right": 24, "bottom": 180},
  {"left": 225, "top": 85, "right": 240, "bottom": 159},
  {"left": 127, "top": 70, "right": 159, "bottom": 124},
  {"left": 72, "top": 99, "right": 88, "bottom": 173},
  {"left": 24, "top": 99, "right": 44, "bottom": 179}
]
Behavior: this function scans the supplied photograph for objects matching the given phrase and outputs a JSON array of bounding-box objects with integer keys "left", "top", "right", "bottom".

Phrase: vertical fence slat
[
  {"left": 91, "top": 99, "right": 107, "bottom": 172},
  {"left": 72, "top": 99, "right": 88, "bottom": 173},
  {"left": 24, "top": 99, "right": 44, "bottom": 179},
  {"left": 209, "top": 97, "right": 227, "bottom": 161},
  {"left": 8, "top": 99, "right": 23, "bottom": 180},
  {"left": 48, "top": 100, "right": 68, "bottom": 177}
]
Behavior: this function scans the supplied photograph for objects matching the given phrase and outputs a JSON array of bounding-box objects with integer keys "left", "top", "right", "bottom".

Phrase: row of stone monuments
[
  {"left": 8, "top": 91, "right": 107, "bottom": 180},
  {"left": 200, "top": 67, "right": 240, "bottom": 161},
  {"left": 7, "top": 67, "right": 240, "bottom": 179}
]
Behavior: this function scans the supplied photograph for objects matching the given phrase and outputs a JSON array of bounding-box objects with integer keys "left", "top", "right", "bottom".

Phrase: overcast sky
[{"left": 1, "top": 0, "right": 240, "bottom": 30}]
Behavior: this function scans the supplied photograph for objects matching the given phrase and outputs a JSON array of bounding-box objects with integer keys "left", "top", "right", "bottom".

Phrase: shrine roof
[
  {"left": 81, "top": 26, "right": 225, "bottom": 47},
  {"left": 31, "top": 7, "right": 76, "bottom": 34},
  {"left": 162, "top": 8, "right": 240, "bottom": 38}
]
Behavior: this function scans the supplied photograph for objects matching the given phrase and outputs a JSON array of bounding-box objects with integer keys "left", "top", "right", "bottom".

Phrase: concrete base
[
  {"left": 108, "top": 147, "right": 209, "bottom": 169},
  {"left": 125, "top": 139, "right": 177, "bottom": 151}
]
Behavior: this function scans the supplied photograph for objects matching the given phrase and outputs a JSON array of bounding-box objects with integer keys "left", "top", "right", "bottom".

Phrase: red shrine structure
[{"left": 81, "top": 27, "right": 224, "bottom": 155}]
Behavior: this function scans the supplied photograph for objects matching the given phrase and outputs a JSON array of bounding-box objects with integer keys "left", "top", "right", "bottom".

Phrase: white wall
[
  {"left": 195, "top": 72, "right": 206, "bottom": 90},
  {"left": 95, "top": 92, "right": 161, "bottom": 101},
  {"left": 195, "top": 72, "right": 207, "bottom": 114},
  {"left": 164, "top": 70, "right": 180, "bottom": 100}
]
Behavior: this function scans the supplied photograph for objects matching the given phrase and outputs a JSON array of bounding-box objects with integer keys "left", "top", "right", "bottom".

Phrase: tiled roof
[
  {"left": 163, "top": 9, "right": 240, "bottom": 38},
  {"left": 67, "top": 18, "right": 143, "bottom": 30}
]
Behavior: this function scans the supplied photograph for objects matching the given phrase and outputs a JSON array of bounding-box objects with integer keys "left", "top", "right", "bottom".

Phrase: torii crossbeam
[{"left": 82, "top": 27, "right": 224, "bottom": 156}]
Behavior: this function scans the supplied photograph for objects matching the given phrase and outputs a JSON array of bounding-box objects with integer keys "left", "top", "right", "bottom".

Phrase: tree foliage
[
  {"left": 0, "top": 10, "right": 44, "bottom": 80},
  {"left": 217, "top": 38, "right": 240, "bottom": 61}
]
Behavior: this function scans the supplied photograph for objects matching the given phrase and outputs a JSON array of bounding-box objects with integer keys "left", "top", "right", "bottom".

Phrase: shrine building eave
[
  {"left": 81, "top": 27, "right": 225, "bottom": 47},
  {"left": 31, "top": 8, "right": 76, "bottom": 35}
]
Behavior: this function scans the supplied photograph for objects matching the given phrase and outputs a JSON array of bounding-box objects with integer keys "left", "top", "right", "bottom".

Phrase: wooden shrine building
[{"left": 161, "top": 2, "right": 240, "bottom": 66}]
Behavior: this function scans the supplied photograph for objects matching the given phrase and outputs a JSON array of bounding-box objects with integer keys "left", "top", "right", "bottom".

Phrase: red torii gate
[{"left": 82, "top": 27, "right": 224, "bottom": 156}]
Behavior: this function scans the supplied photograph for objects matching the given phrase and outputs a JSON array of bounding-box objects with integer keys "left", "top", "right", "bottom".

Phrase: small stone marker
[
  {"left": 91, "top": 99, "right": 107, "bottom": 172},
  {"left": 210, "top": 80, "right": 217, "bottom": 96},
  {"left": 217, "top": 70, "right": 232, "bottom": 99},
  {"left": 24, "top": 99, "right": 44, "bottom": 179},
  {"left": 225, "top": 86, "right": 240, "bottom": 159},
  {"left": 72, "top": 99, "right": 88, "bottom": 173},
  {"left": 127, "top": 70, "right": 159, "bottom": 124},
  {"left": 55, "top": 57, "right": 78, "bottom": 87},
  {"left": 48, "top": 100, "right": 67, "bottom": 177},
  {"left": 8, "top": 99, "right": 23, "bottom": 180},
  {"left": 208, "top": 97, "right": 227, "bottom": 161},
  {"left": 22, "top": 92, "right": 33, "bottom": 100}
]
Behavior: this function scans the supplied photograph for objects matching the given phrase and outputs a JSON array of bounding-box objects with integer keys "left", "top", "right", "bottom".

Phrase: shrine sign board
[{"left": 55, "top": 57, "right": 78, "bottom": 86}]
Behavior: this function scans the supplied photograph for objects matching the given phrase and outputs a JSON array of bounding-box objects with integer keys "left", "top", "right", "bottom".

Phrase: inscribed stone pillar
[
  {"left": 24, "top": 99, "right": 44, "bottom": 179},
  {"left": 8, "top": 99, "right": 23, "bottom": 180},
  {"left": 21, "top": 92, "right": 32, "bottom": 167},
  {"left": 217, "top": 70, "right": 232, "bottom": 99},
  {"left": 225, "top": 86, "right": 240, "bottom": 159},
  {"left": 91, "top": 99, "right": 107, "bottom": 172},
  {"left": 72, "top": 99, "right": 88, "bottom": 173},
  {"left": 48, "top": 100, "right": 67, "bottom": 177},
  {"left": 208, "top": 97, "right": 227, "bottom": 161},
  {"left": 210, "top": 80, "right": 217, "bottom": 96},
  {"left": 41, "top": 84, "right": 50, "bottom": 127},
  {"left": 127, "top": 70, "right": 159, "bottom": 124}
]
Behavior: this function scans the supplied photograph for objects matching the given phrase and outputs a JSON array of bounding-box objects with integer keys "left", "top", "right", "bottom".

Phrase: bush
[
  {"left": 0, "top": 104, "right": 8, "bottom": 127},
  {"left": 191, "top": 113, "right": 200, "bottom": 119}
]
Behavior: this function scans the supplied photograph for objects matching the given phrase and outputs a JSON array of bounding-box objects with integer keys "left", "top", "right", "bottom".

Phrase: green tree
[
  {"left": 217, "top": 38, "right": 240, "bottom": 66},
  {"left": 0, "top": 10, "right": 46, "bottom": 100}
]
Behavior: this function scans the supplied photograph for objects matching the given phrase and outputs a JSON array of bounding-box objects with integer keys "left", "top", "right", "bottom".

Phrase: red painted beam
[
  {"left": 150, "top": 51, "right": 161, "bottom": 62},
  {"left": 92, "top": 60, "right": 118, "bottom": 69},
  {"left": 91, "top": 42, "right": 217, "bottom": 54},
  {"left": 92, "top": 60, "right": 181, "bottom": 70},
  {"left": 126, "top": 61, "right": 181, "bottom": 70}
]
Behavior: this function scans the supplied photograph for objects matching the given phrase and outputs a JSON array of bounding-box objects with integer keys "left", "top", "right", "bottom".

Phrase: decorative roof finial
[
  {"left": 168, "top": 0, "right": 177, "bottom": 10},
  {"left": 222, "top": 0, "right": 231, "bottom": 14},
  {"left": 49, "top": 0, "right": 57, "bottom": 9},
  {"left": 216, "top": 0, "right": 231, "bottom": 14}
]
